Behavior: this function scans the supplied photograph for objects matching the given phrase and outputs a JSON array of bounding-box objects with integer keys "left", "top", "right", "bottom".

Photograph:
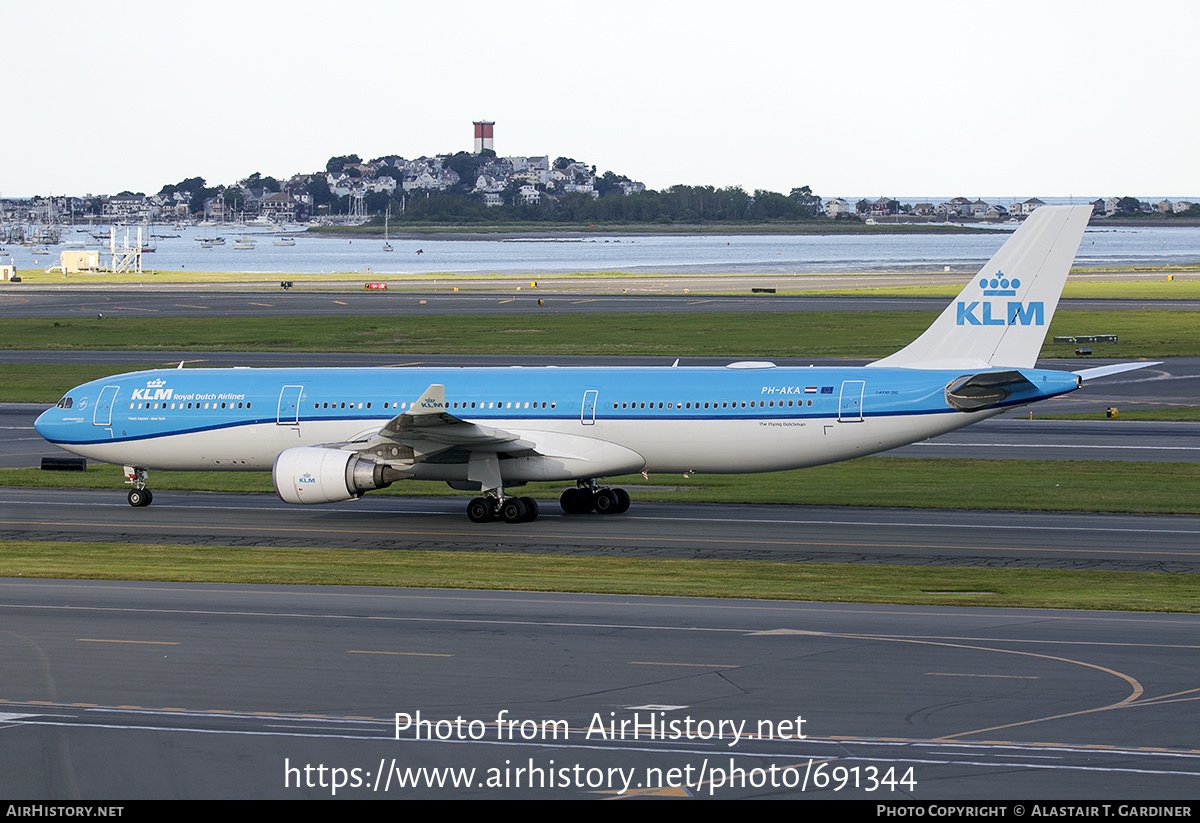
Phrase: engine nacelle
[{"left": 273, "top": 446, "right": 410, "bottom": 505}]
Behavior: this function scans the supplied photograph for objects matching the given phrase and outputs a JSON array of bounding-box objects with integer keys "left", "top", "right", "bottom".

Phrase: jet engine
[{"left": 273, "top": 446, "right": 410, "bottom": 505}]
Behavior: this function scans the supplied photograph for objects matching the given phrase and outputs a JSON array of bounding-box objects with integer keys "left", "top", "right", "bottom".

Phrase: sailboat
[{"left": 383, "top": 207, "right": 393, "bottom": 252}]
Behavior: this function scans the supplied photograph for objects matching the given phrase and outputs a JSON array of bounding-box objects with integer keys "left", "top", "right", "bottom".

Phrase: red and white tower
[{"left": 473, "top": 120, "right": 494, "bottom": 153}]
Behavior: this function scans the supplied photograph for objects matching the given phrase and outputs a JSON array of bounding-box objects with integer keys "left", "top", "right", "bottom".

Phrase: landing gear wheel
[
  {"left": 593, "top": 489, "right": 619, "bottom": 514},
  {"left": 466, "top": 497, "right": 493, "bottom": 523},
  {"left": 501, "top": 497, "right": 529, "bottom": 524},
  {"left": 612, "top": 488, "right": 630, "bottom": 513},
  {"left": 128, "top": 488, "right": 151, "bottom": 507},
  {"left": 560, "top": 487, "right": 597, "bottom": 514},
  {"left": 560, "top": 488, "right": 582, "bottom": 514},
  {"left": 519, "top": 497, "right": 539, "bottom": 522},
  {"left": 577, "top": 487, "right": 595, "bottom": 512}
]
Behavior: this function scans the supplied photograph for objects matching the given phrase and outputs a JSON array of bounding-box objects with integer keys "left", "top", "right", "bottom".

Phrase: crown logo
[{"left": 980, "top": 270, "right": 1019, "bottom": 296}]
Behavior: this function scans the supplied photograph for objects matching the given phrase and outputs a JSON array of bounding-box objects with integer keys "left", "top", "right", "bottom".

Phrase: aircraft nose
[{"left": 35, "top": 406, "right": 65, "bottom": 442}]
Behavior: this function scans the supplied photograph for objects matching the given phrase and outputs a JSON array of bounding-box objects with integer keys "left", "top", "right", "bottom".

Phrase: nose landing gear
[{"left": 124, "top": 466, "right": 153, "bottom": 507}]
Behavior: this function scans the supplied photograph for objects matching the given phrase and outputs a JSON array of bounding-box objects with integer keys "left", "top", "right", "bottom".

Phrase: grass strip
[
  {"left": 8, "top": 457, "right": 1200, "bottom": 514},
  {"left": 2, "top": 312, "right": 934, "bottom": 356},
  {"left": 1040, "top": 409, "right": 1200, "bottom": 422},
  {"left": 0, "top": 540, "right": 1195, "bottom": 612},
  {"left": 0, "top": 310, "right": 1193, "bottom": 362},
  {"left": 0, "top": 364, "right": 155, "bottom": 403}
]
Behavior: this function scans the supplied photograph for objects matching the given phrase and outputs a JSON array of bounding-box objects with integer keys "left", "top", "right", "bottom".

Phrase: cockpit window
[{"left": 56, "top": 396, "right": 73, "bottom": 409}]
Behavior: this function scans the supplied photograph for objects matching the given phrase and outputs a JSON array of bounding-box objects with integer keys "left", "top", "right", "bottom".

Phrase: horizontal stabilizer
[{"left": 1072, "top": 361, "right": 1162, "bottom": 381}]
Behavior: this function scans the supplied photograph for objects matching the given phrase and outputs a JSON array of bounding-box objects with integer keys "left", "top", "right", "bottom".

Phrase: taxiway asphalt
[
  {"left": 3, "top": 488, "right": 1199, "bottom": 572},
  {"left": 2, "top": 577, "right": 1198, "bottom": 799}
]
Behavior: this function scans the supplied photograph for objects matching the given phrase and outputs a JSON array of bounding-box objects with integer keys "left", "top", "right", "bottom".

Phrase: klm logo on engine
[{"left": 956, "top": 271, "right": 1044, "bottom": 326}]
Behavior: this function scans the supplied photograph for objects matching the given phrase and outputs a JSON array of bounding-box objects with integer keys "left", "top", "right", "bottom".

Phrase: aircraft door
[
  {"left": 92, "top": 385, "right": 119, "bottom": 426},
  {"left": 838, "top": 380, "right": 865, "bottom": 422},
  {"left": 277, "top": 385, "right": 303, "bottom": 427},
  {"left": 581, "top": 389, "right": 598, "bottom": 425}
]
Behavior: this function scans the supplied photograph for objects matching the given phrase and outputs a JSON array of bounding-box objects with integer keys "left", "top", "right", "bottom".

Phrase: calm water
[{"left": 7, "top": 223, "right": 1198, "bottom": 275}]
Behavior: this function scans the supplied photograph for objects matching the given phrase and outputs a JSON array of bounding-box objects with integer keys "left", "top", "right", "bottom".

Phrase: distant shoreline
[
  {"left": 312, "top": 221, "right": 987, "bottom": 240},
  {"left": 311, "top": 216, "right": 1200, "bottom": 240}
]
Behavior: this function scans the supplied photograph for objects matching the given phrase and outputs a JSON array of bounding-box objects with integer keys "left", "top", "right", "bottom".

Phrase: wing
[
  {"left": 314, "top": 383, "right": 644, "bottom": 495},
  {"left": 276, "top": 384, "right": 646, "bottom": 504},
  {"left": 345, "top": 384, "right": 538, "bottom": 464}
]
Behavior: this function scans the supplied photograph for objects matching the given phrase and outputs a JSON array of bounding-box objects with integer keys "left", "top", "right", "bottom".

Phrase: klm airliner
[{"left": 35, "top": 205, "right": 1150, "bottom": 523}]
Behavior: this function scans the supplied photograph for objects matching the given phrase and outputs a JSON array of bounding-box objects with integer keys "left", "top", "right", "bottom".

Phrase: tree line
[{"left": 393, "top": 184, "right": 826, "bottom": 225}]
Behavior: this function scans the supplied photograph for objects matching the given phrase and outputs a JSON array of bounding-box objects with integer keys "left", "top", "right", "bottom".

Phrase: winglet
[
  {"left": 869, "top": 205, "right": 1093, "bottom": 370},
  {"left": 408, "top": 384, "right": 446, "bottom": 414}
]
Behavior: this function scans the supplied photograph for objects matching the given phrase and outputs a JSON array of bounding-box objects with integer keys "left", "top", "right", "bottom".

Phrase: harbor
[{"left": 2, "top": 222, "right": 1198, "bottom": 279}]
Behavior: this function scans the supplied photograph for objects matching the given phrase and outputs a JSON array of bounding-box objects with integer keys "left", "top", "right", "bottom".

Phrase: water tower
[{"left": 473, "top": 120, "right": 494, "bottom": 153}]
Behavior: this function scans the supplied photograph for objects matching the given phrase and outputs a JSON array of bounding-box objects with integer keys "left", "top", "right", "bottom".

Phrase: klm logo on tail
[{"left": 956, "top": 271, "right": 1044, "bottom": 326}]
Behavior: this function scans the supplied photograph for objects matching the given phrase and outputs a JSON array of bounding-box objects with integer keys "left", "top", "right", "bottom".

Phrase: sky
[{"left": 5, "top": 0, "right": 1197, "bottom": 200}]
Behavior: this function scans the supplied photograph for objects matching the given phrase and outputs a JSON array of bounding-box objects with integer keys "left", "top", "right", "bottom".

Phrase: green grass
[
  {"left": 0, "top": 311, "right": 1193, "bottom": 367},
  {"left": 1040, "top": 408, "right": 1200, "bottom": 422},
  {"left": 0, "top": 312, "right": 935, "bottom": 358},
  {"left": 0, "top": 363, "right": 155, "bottom": 402},
  {"left": 0, "top": 540, "right": 1195, "bottom": 612},
  {"left": 10, "top": 457, "right": 1200, "bottom": 514}
]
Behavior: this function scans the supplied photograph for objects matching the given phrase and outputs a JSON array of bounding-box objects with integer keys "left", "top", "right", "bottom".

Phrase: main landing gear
[
  {"left": 462, "top": 480, "right": 632, "bottom": 523},
  {"left": 559, "top": 481, "right": 630, "bottom": 515},
  {"left": 124, "top": 466, "right": 153, "bottom": 507},
  {"left": 466, "top": 493, "right": 540, "bottom": 524}
]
